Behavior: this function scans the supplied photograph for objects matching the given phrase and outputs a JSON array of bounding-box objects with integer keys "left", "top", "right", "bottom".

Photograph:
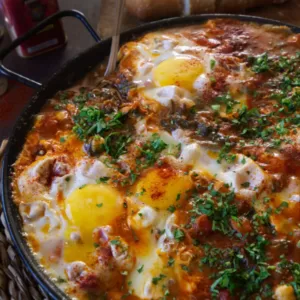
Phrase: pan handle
[{"left": 0, "top": 9, "right": 101, "bottom": 89}]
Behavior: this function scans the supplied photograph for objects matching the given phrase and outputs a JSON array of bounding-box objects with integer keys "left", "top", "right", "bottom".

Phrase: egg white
[
  {"left": 120, "top": 32, "right": 220, "bottom": 107},
  {"left": 17, "top": 157, "right": 116, "bottom": 279},
  {"left": 172, "top": 129, "right": 269, "bottom": 197},
  {"left": 127, "top": 202, "right": 176, "bottom": 299}
]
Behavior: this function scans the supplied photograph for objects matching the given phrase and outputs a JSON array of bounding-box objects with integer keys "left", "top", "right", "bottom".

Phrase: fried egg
[
  {"left": 17, "top": 157, "right": 118, "bottom": 275},
  {"left": 64, "top": 184, "right": 123, "bottom": 263},
  {"left": 169, "top": 129, "right": 268, "bottom": 200},
  {"left": 119, "top": 32, "right": 218, "bottom": 107},
  {"left": 126, "top": 167, "right": 192, "bottom": 299}
]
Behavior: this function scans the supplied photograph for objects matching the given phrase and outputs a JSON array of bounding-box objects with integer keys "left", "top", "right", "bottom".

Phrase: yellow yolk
[
  {"left": 64, "top": 184, "right": 123, "bottom": 263},
  {"left": 153, "top": 56, "right": 204, "bottom": 92},
  {"left": 136, "top": 167, "right": 192, "bottom": 210}
]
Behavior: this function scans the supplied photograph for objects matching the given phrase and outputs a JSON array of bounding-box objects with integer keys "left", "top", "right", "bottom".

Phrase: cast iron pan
[{"left": 1, "top": 10, "right": 300, "bottom": 299}]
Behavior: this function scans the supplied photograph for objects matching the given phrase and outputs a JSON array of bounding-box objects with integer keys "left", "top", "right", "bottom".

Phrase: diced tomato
[
  {"left": 194, "top": 215, "right": 213, "bottom": 237},
  {"left": 78, "top": 273, "right": 99, "bottom": 291},
  {"left": 231, "top": 217, "right": 252, "bottom": 235},
  {"left": 219, "top": 289, "right": 231, "bottom": 300}
]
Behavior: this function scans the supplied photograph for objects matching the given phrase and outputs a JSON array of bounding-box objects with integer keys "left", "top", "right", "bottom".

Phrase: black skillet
[{"left": 1, "top": 10, "right": 299, "bottom": 299}]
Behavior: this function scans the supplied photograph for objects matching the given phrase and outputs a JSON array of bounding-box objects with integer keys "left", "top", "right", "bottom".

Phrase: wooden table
[
  {"left": 98, "top": 0, "right": 300, "bottom": 37},
  {"left": 252, "top": 0, "right": 300, "bottom": 26}
]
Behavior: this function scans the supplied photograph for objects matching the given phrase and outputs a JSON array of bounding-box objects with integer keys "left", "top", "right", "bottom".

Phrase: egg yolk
[
  {"left": 64, "top": 184, "right": 123, "bottom": 263},
  {"left": 136, "top": 167, "right": 192, "bottom": 210},
  {"left": 153, "top": 56, "right": 204, "bottom": 92}
]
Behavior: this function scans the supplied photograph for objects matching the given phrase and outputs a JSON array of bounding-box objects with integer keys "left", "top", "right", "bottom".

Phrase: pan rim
[{"left": 2, "top": 13, "right": 300, "bottom": 299}]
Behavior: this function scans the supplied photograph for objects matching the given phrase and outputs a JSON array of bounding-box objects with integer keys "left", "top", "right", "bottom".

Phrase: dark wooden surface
[{"left": 99, "top": 0, "right": 300, "bottom": 38}]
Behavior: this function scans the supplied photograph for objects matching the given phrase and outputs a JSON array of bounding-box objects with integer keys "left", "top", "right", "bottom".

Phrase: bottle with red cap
[{"left": 0, "top": 0, "right": 67, "bottom": 58}]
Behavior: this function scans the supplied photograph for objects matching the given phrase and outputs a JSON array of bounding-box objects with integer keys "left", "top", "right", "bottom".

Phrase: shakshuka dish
[{"left": 12, "top": 19, "right": 300, "bottom": 299}]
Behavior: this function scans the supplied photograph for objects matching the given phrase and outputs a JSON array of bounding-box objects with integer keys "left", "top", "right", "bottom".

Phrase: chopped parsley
[
  {"left": 245, "top": 235, "right": 269, "bottom": 263},
  {"left": 211, "top": 104, "right": 221, "bottom": 112},
  {"left": 215, "top": 93, "right": 239, "bottom": 114},
  {"left": 173, "top": 228, "right": 185, "bottom": 242},
  {"left": 137, "top": 133, "right": 167, "bottom": 168},
  {"left": 59, "top": 136, "right": 66, "bottom": 143},
  {"left": 291, "top": 262, "right": 300, "bottom": 297},
  {"left": 274, "top": 201, "right": 289, "bottom": 214},
  {"left": 73, "top": 107, "right": 132, "bottom": 158},
  {"left": 278, "top": 258, "right": 300, "bottom": 298},
  {"left": 241, "top": 182, "right": 250, "bottom": 188},
  {"left": 136, "top": 188, "right": 146, "bottom": 197},
  {"left": 152, "top": 274, "right": 166, "bottom": 285},
  {"left": 210, "top": 59, "right": 216, "bottom": 69},
  {"left": 252, "top": 210, "right": 274, "bottom": 234},
  {"left": 73, "top": 107, "right": 125, "bottom": 140},
  {"left": 137, "top": 264, "right": 144, "bottom": 273},
  {"left": 96, "top": 177, "right": 110, "bottom": 184},
  {"left": 275, "top": 120, "right": 288, "bottom": 136},
  {"left": 110, "top": 239, "right": 120, "bottom": 245},
  {"left": 73, "top": 90, "right": 89, "bottom": 104},
  {"left": 167, "top": 205, "right": 176, "bottom": 213},
  {"left": 168, "top": 257, "right": 175, "bottom": 267},
  {"left": 181, "top": 264, "right": 190, "bottom": 272},
  {"left": 210, "top": 76, "right": 216, "bottom": 84},
  {"left": 251, "top": 52, "right": 270, "bottom": 73},
  {"left": 201, "top": 243, "right": 271, "bottom": 298},
  {"left": 191, "top": 186, "right": 238, "bottom": 236},
  {"left": 217, "top": 142, "right": 236, "bottom": 164},
  {"left": 104, "top": 133, "right": 132, "bottom": 158},
  {"left": 130, "top": 171, "right": 137, "bottom": 184}
]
